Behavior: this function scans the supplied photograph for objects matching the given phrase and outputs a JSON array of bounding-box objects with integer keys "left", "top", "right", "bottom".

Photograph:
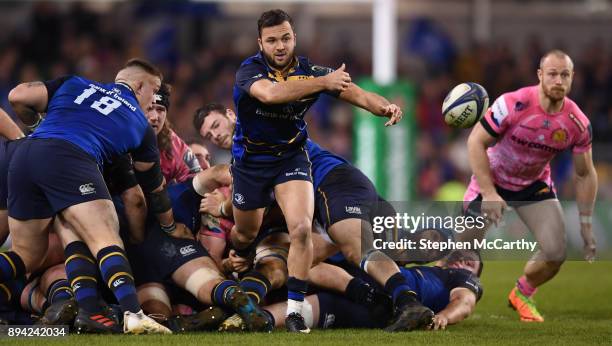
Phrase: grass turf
[{"left": 3, "top": 261, "right": 612, "bottom": 345}]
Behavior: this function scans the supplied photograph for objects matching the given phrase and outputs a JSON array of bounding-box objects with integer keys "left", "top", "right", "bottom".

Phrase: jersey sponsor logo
[
  {"left": 112, "top": 278, "right": 125, "bottom": 288},
  {"left": 464, "top": 280, "right": 480, "bottom": 294},
  {"left": 179, "top": 245, "right": 196, "bottom": 257},
  {"left": 251, "top": 73, "right": 264, "bottom": 80},
  {"left": 510, "top": 135, "right": 563, "bottom": 153},
  {"left": 551, "top": 128, "right": 568, "bottom": 143},
  {"left": 79, "top": 183, "right": 96, "bottom": 195},
  {"left": 491, "top": 97, "right": 509, "bottom": 126},
  {"left": 234, "top": 193, "right": 245, "bottom": 205},
  {"left": 285, "top": 168, "right": 308, "bottom": 177},
  {"left": 345, "top": 206, "right": 362, "bottom": 215},
  {"left": 311, "top": 65, "right": 333, "bottom": 75}
]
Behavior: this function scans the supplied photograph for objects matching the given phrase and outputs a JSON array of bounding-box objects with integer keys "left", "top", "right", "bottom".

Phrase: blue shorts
[
  {"left": 0, "top": 139, "right": 23, "bottom": 210},
  {"left": 316, "top": 292, "right": 386, "bottom": 329},
  {"left": 231, "top": 149, "right": 312, "bottom": 210},
  {"left": 315, "top": 164, "right": 378, "bottom": 229},
  {"left": 8, "top": 138, "right": 111, "bottom": 220},
  {"left": 127, "top": 225, "right": 210, "bottom": 286}
]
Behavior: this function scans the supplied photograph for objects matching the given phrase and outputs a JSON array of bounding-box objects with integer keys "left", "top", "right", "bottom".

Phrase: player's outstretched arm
[
  {"left": 338, "top": 83, "right": 402, "bottom": 126},
  {"left": 8, "top": 81, "right": 48, "bottom": 128},
  {"left": 430, "top": 287, "right": 476, "bottom": 330},
  {"left": 249, "top": 64, "right": 351, "bottom": 104},
  {"left": 467, "top": 122, "right": 507, "bottom": 225},
  {"left": 573, "top": 149, "right": 598, "bottom": 262},
  {"left": 192, "top": 164, "right": 232, "bottom": 196},
  {"left": 0, "top": 107, "right": 24, "bottom": 140}
]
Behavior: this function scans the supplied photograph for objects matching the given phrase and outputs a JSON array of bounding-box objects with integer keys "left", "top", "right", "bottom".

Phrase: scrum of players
[{"left": 0, "top": 7, "right": 594, "bottom": 335}]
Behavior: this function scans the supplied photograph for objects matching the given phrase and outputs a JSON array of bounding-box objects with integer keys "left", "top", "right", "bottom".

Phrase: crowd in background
[{"left": 1, "top": 1, "right": 611, "bottom": 200}]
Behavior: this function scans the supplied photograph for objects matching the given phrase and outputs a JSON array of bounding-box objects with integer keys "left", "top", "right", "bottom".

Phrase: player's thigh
[
  {"left": 8, "top": 217, "right": 52, "bottom": 271},
  {"left": 61, "top": 199, "right": 122, "bottom": 255},
  {"left": 327, "top": 218, "right": 373, "bottom": 265},
  {"left": 233, "top": 207, "right": 265, "bottom": 236},
  {"left": 274, "top": 180, "right": 314, "bottom": 230},
  {"left": 515, "top": 199, "right": 566, "bottom": 257}
]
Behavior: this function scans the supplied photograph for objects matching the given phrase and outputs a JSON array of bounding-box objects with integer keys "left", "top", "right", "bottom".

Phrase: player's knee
[
  {"left": 233, "top": 225, "right": 258, "bottom": 244},
  {"left": 539, "top": 237, "right": 566, "bottom": 262},
  {"left": 288, "top": 221, "right": 312, "bottom": 246}
]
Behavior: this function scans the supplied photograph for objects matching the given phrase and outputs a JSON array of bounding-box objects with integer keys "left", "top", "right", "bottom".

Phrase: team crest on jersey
[
  {"left": 514, "top": 101, "right": 528, "bottom": 111},
  {"left": 551, "top": 128, "right": 568, "bottom": 143}
]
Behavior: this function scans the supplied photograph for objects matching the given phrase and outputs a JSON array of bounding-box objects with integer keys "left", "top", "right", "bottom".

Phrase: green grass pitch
[{"left": 3, "top": 261, "right": 611, "bottom": 345}]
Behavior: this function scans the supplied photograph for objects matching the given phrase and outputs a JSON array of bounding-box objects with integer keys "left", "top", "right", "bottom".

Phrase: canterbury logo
[
  {"left": 112, "top": 278, "right": 125, "bottom": 288},
  {"left": 79, "top": 183, "right": 95, "bottom": 195}
]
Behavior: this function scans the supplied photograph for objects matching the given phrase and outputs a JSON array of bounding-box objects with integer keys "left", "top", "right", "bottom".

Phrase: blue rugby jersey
[
  {"left": 400, "top": 266, "right": 483, "bottom": 313},
  {"left": 305, "top": 139, "right": 348, "bottom": 189},
  {"left": 31, "top": 76, "right": 158, "bottom": 165},
  {"left": 232, "top": 52, "right": 338, "bottom": 162}
]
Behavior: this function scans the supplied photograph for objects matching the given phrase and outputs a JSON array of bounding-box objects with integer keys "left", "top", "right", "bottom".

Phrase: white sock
[{"left": 286, "top": 299, "right": 304, "bottom": 316}]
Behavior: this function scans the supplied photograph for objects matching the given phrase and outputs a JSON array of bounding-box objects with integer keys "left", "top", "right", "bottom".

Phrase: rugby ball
[{"left": 442, "top": 82, "right": 489, "bottom": 128}]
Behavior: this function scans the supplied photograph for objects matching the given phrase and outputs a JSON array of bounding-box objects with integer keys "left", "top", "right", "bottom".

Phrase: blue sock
[
  {"left": 384, "top": 272, "right": 416, "bottom": 304},
  {"left": 97, "top": 245, "right": 140, "bottom": 313},
  {"left": 47, "top": 279, "right": 73, "bottom": 304},
  {"left": 212, "top": 280, "right": 239, "bottom": 307},
  {"left": 240, "top": 271, "right": 271, "bottom": 304},
  {"left": 0, "top": 252, "right": 25, "bottom": 283},
  {"left": 0, "top": 279, "right": 22, "bottom": 305},
  {"left": 64, "top": 241, "right": 102, "bottom": 313}
]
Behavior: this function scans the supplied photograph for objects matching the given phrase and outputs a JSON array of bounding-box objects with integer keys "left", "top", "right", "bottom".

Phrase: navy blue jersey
[
  {"left": 166, "top": 180, "right": 202, "bottom": 234},
  {"left": 400, "top": 266, "right": 483, "bottom": 313},
  {"left": 305, "top": 139, "right": 348, "bottom": 189},
  {"left": 31, "top": 76, "right": 158, "bottom": 165},
  {"left": 232, "top": 52, "right": 337, "bottom": 162}
]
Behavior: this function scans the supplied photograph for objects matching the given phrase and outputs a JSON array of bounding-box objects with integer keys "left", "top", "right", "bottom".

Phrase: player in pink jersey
[
  {"left": 146, "top": 83, "right": 201, "bottom": 184},
  {"left": 465, "top": 50, "right": 598, "bottom": 322}
]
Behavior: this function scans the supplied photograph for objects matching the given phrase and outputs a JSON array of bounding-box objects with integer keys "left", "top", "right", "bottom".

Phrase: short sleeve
[
  {"left": 44, "top": 75, "right": 72, "bottom": 104},
  {"left": 307, "top": 62, "right": 340, "bottom": 98},
  {"left": 572, "top": 116, "right": 592, "bottom": 154},
  {"left": 131, "top": 125, "right": 160, "bottom": 163},
  {"left": 480, "top": 94, "right": 512, "bottom": 138},
  {"left": 235, "top": 61, "right": 268, "bottom": 95},
  {"left": 447, "top": 269, "right": 483, "bottom": 301}
]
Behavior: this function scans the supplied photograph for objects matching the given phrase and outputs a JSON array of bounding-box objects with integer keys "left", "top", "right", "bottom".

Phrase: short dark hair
[
  {"left": 124, "top": 58, "right": 163, "bottom": 79},
  {"left": 193, "top": 103, "right": 227, "bottom": 132},
  {"left": 257, "top": 9, "right": 293, "bottom": 37}
]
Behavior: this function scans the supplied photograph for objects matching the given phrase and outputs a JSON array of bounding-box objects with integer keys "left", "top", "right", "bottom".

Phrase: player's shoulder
[
  {"left": 564, "top": 97, "right": 590, "bottom": 125},
  {"left": 239, "top": 52, "right": 267, "bottom": 69}
]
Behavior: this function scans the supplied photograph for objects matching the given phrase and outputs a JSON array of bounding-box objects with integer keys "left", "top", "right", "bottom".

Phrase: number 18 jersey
[{"left": 31, "top": 75, "right": 157, "bottom": 165}]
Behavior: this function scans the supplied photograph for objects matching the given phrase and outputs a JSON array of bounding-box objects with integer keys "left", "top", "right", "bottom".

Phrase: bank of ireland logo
[{"left": 234, "top": 193, "right": 245, "bottom": 205}]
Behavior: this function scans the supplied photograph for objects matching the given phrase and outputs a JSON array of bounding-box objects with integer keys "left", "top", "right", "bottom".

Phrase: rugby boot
[
  {"left": 123, "top": 310, "right": 172, "bottom": 334},
  {"left": 508, "top": 287, "right": 544, "bottom": 322},
  {"left": 74, "top": 308, "right": 122, "bottom": 334},
  {"left": 168, "top": 306, "right": 228, "bottom": 333},
  {"left": 224, "top": 286, "right": 272, "bottom": 332},
  {"left": 384, "top": 292, "right": 434, "bottom": 332},
  {"left": 285, "top": 312, "right": 310, "bottom": 333},
  {"left": 218, "top": 313, "right": 246, "bottom": 332},
  {"left": 39, "top": 297, "right": 78, "bottom": 326}
]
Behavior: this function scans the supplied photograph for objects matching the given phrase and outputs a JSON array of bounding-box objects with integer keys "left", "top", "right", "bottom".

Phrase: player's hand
[
  {"left": 168, "top": 223, "right": 194, "bottom": 240},
  {"left": 200, "top": 190, "right": 225, "bottom": 217},
  {"left": 383, "top": 104, "right": 403, "bottom": 126},
  {"left": 429, "top": 314, "right": 448, "bottom": 330},
  {"left": 323, "top": 63, "right": 351, "bottom": 93},
  {"left": 481, "top": 192, "right": 508, "bottom": 227},
  {"left": 228, "top": 249, "right": 250, "bottom": 273},
  {"left": 580, "top": 223, "right": 596, "bottom": 263}
]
